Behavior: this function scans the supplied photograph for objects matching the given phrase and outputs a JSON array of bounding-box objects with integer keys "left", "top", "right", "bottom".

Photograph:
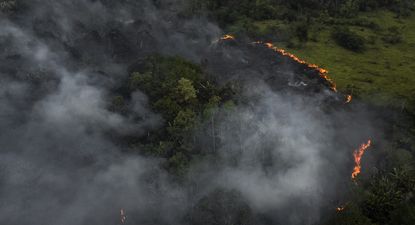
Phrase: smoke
[
  {"left": 0, "top": 1, "right": 211, "bottom": 224},
  {"left": 0, "top": 1, "right": 378, "bottom": 225},
  {"left": 186, "top": 80, "right": 378, "bottom": 224}
]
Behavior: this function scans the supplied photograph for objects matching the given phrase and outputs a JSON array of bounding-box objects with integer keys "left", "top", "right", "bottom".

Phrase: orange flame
[
  {"left": 260, "top": 42, "right": 337, "bottom": 92},
  {"left": 120, "top": 208, "right": 126, "bottom": 224},
  {"left": 220, "top": 34, "right": 235, "bottom": 41},
  {"left": 345, "top": 95, "right": 352, "bottom": 103},
  {"left": 351, "top": 140, "right": 372, "bottom": 180}
]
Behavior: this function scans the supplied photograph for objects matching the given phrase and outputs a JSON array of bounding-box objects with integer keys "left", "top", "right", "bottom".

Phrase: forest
[{"left": 0, "top": 0, "right": 415, "bottom": 225}]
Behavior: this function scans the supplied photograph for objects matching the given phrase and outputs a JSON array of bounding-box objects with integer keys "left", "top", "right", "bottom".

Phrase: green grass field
[{"left": 267, "top": 11, "right": 415, "bottom": 108}]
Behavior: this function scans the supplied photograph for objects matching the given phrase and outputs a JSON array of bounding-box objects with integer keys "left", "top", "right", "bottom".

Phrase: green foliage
[
  {"left": 125, "top": 55, "right": 232, "bottom": 173},
  {"left": 153, "top": 141, "right": 173, "bottom": 157},
  {"left": 176, "top": 78, "right": 198, "bottom": 103},
  {"left": 111, "top": 95, "right": 125, "bottom": 106},
  {"left": 362, "top": 176, "right": 404, "bottom": 223},
  {"left": 222, "top": 100, "right": 236, "bottom": 111},
  {"left": 109, "top": 95, "right": 127, "bottom": 113},
  {"left": 358, "top": 0, "right": 415, "bottom": 17},
  {"left": 325, "top": 203, "right": 373, "bottom": 225},
  {"left": 167, "top": 152, "right": 189, "bottom": 175},
  {"left": 130, "top": 72, "right": 152, "bottom": 91},
  {"left": 295, "top": 21, "right": 310, "bottom": 43},
  {"left": 250, "top": 0, "right": 279, "bottom": 20},
  {"left": 203, "top": 95, "right": 221, "bottom": 118},
  {"left": 169, "top": 109, "right": 197, "bottom": 134},
  {"left": 382, "top": 26, "right": 403, "bottom": 44},
  {"left": 389, "top": 201, "right": 415, "bottom": 225},
  {"left": 361, "top": 168, "right": 415, "bottom": 224},
  {"left": 331, "top": 27, "right": 366, "bottom": 52},
  {"left": 339, "top": 0, "right": 361, "bottom": 17},
  {"left": 189, "top": 0, "right": 415, "bottom": 28},
  {"left": 154, "top": 97, "right": 181, "bottom": 121},
  {"left": 271, "top": 10, "right": 415, "bottom": 108}
]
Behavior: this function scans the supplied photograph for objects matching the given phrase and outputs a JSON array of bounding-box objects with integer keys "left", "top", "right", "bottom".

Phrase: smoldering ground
[{"left": 0, "top": 1, "right": 379, "bottom": 225}]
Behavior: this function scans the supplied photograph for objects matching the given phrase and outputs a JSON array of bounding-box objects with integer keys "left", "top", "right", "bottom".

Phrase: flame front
[
  {"left": 120, "top": 208, "right": 126, "bottom": 224},
  {"left": 351, "top": 140, "right": 372, "bottom": 180},
  {"left": 260, "top": 42, "right": 337, "bottom": 92}
]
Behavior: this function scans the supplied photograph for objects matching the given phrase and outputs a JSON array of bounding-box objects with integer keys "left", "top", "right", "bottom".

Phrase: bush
[
  {"left": 295, "top": 21, "right": 309, "bottom": 43},
  {"left": 382, "top": 26, "right": 403, "bottom": 44},
  {"left": 332, "top": 27, "right": 366, "bottom": 52},
  {"left": 358, "top": 0, "right": 415, "bottom": 17},
  {"left": 361, "top": 168, "right": 415, "bottom": 224}
]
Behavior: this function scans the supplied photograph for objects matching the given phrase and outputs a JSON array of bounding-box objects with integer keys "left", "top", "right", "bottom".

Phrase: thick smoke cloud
[
  {"left": 188, "top": 80, "right": 377, "bottom": 224},
  {"left": 0, "top": 1, "right": 377, "bottom": 225},
  {"left": 0, "top": 1, "right": 210, "bottom": 224}
]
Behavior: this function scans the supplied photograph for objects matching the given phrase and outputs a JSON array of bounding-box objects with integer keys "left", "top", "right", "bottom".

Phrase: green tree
[
  {"left": 176, "top": 78, "right": 197, "bottom": 103},
  {"left": 339, "top": 0, "right": 360, "bottom": 17},
  {"left": 389, "top": 201, "right": 415, "bottom": 225},
  {"left": 325, "top": 203, "right": 373, "bottom": 225},
  {"left": 170, "top": 109, "right": 197, "bottom": 133},
  {"left": 167, "top": 152, "right": 189, "bottom": 175},
  {"left": 362, "top": 168, "right": 415, "bottom": 224},
  {"left": 129, "top": 72, "right": 155, "bottom": 94},
  {"left": 109, "top": 95, "right": 126, "bottom": 113},
  {"left": 295, "top": 21, "right": 309, "bottom": 43},
  {"left": 332, "top": 27, "right": 366, "bottom": 52},
  {"left": 125, "top": 56, "right": 229, "bottom": 172}
]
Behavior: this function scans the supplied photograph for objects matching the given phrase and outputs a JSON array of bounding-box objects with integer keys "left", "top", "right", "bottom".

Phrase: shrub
[
  {"left": 332, "top": 27, "right": 366, "bottom": 52},
  {"left": 382, "top": 26, "right": 403, "bottom": 44},
  {"left": 295, "top": 21, "right": 309, "bottom": 42}
]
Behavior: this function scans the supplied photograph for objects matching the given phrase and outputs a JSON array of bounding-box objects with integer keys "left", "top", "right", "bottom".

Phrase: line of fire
[{"left": 218, "top": 34, "right": 373, "bottom": 213}]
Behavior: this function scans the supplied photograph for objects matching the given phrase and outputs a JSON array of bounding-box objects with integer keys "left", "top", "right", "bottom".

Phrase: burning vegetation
[
  {"left": 219, "top": 35, "right": 338, "bottom": 92},
  {"left": 1, "top": 0, "right": 409, "bottom": 221},
  {"left": 260, "top": 42, "right": 337, "bottom": 92},
  {"left": 336, "top": 206, "right": 346, "bottom": 212},
  {"left": 352, "top": 140, "right": 372, "bottom": 180},
  {"left": 220, "top": 34, "right": 374, "bottom": 184},
  {"left": 220, "top": 34, "right": 235, "bottom": 40},
  {"left": 345, "top": 95, "right": 353, "bottom": 104}
]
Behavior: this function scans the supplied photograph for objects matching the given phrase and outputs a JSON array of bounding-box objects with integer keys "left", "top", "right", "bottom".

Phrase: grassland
[{"left": 259, "top": 11, "right": 415, "bottom": 109}]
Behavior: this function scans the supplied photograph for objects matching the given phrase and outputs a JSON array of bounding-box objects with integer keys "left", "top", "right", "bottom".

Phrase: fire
[
  {"left": 260, "top": 42, "right": 337, "bottom": 92},
  {"left": 120, "top": 208, "right": 126, "bottom": 224},
  {"left": 351, "top": 140, "right": 372, "bottom": 180},
  {"left": 345, "top": 95, "right": 352, "bottom": 103},
  {"left": 336, "top": 206, "right": 346, "bottom": 212},
  {"left": 220, "top": 34, "right": 235, "bottom": 41}
]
